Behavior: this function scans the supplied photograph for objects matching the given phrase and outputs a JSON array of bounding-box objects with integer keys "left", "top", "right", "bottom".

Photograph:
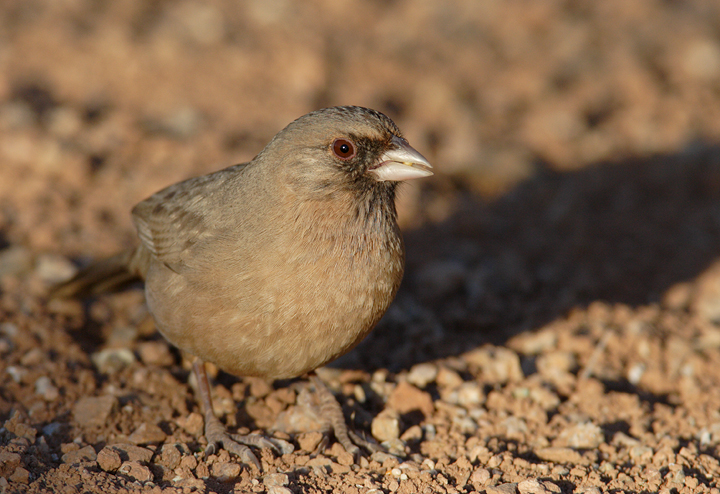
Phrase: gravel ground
[{"left": 2, "top": 1, "right": 720, "bottom": 493}]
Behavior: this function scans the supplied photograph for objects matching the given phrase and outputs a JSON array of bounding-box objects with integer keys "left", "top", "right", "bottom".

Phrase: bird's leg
[
  {"left": 310, "top": 375, "right": 382, "bottom": 460},
  {"left": 192, "top": 359, "right": 284, "bottom": 469}
]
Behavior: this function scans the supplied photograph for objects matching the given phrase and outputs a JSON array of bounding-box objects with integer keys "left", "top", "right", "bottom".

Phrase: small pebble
[
  {"left": 381, "top": 438, "right": 407, "bottom": 457},
  {"left": 436, "top": 367, "right": 463, "bottom": 388},
  {"left": 91, "top": 348, "right": 136, "bottom": 374},
  {"left": 371, "top": 409, "right": 401, "bottom": 442},
  {"left": 46, "top": 106, "right": 82, "bottom": 138},
  {"left": 172, "top": 466, "right": 195, "bottom": 482},
  {"left": 6, "top": 366, "right": 26, "bottom": 383},
  {"left": 176, "top": 412, "right": 204, "bottom": 436},
  {"left": 173, "top": 478, "right": 206, "bottom": 490},
  {"left": 263, "top": 473, "right": 289, "bottom": 487},
  {"left": 422, "top": 424, "right": 436, "bottom": 440},
  {"left": 406, "top": 363, "right": 438, "bottom": 388},
  {"left": 267, "top": 487, "right": 293, "bottom": 494},
  {"left": 611, "top": 432, "right": 639, "bottom": 447},
  {"left": 387, "top": 381, "right": 434, "bottom": 417},
  {"left": 73, "top": 395, "right": 117, "bottom": 429},
  {"left": 336, "top": 449, "right": 354, "bottom": 466},
  {"left": 9, "top": 466, "right": 30, "bottom": 484},
  {"left": 42, "top": 422, "right": 63, "bottom": 436},
  {"left": 486, "top": 482, "right": 519, "bottom": 494},
  {"left": 0, "top": 247, "right": 32, "bottom": 277},
  {"left": 118, "top": 461, "right": 153, "bottom": 483},
  {"left": 456, "top": 382, "right": 483, "bottom": 407},
  {"left": 3, "top": 412, "right": 37, "bottom": 441},
  {"left": 627, "top": 363, "right": 645, "bottom": 385},
  {"left": 554, "top": 422, "right": 604, "bottom": 449},
  {"left": 536, "top": 351, "right": 576, "bottom": 375},
  {"left": 529, "top": 387, "right": 560, "bottom": 409},
  {"left": 246, "top": 377, "right": 272, "bottom": 398},
  {"left": 195, "top": 462, "right": 210, "bottom": 479},
  {"left": 470, "top": 467, "right": 491, "bottom": 485},
  {"left": 128, "top": 422, "right": 167, "bottom": 445},
  {"left": 0, "top": 452, "right": 21, "bottom": 474},
  {"left": 535, "top": 447, "right": 586, "bottom": 464},
  {"left": 509, "top": 328, "right": 557, "bottom": 354},
  {"left": 137, "top": 341, "right": 174, "bottom": 366},
  {"left": 157, "top": 444, "right": 183, "bottom": 470},
  {"left": 518, "top": 478, "right": 551, "bottom": 494},
  {"left": 110, "top": 444, "right": 154, "bottom": 463},
  {"left": 97, "top": 447, "right": 122, "bottom": 472},
  {"left": 34, "top": 376, "right": 59, "bottom": 401},
  {"left": 371, "top": 451, "right": 398, "bottom": 465},
  {"left": 21, "top": 348, "right": 44, "bottom": 366},
  {"left": 453, "top": 415, "right": 478, "bottom": 434},
  {"left": 35, "top": 255, "right": 77, "bottom": 284},
  {"left": 61, "top": 445, "right": 97, "bottom": 464},
  {"left": 683, "top": 38, "right": 720, "bottom": 81},
  {"left": 180, "top": 455, "right": 198, "bottom": 470},
  {"left": 399, "top": 425, "right": 423, "bottom": 442},
  {"left": 463, "top": 346, "right": 523, "bottom": 383},
  {"left": 211, "top": 462, "right": 241, "bottom": 482},
  {"left": 0, "top": 323, "right": 18, "bottom": 338},
  {"left": 297, "top": 431, "right": 323, "bottom": 452},
  {"left": 0, "top": 338, "right": 11, "bottom": 354},
  {"left": 468, "top": 445, "right": 490, "bottom": 463},
  {"left": 630, "top": 445, "right": 653, "bottom": 462}
]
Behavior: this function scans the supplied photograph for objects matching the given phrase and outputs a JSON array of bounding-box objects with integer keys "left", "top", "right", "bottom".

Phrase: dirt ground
[{"left": 3, "top": 1, "right": 720, "bottom": 493}]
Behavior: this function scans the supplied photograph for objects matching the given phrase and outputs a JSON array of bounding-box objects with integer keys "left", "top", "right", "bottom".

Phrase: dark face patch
[{"left": 329, "top": 132, "right": 392, "bottom": 181}]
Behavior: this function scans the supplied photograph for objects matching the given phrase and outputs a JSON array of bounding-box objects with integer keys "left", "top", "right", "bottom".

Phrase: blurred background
[
  {"left": 3, "top": 4, "right": 720, "bottom": 491},
  {"left": 1, "top": 0, "right": 719, "bottom": 249},
  {"left": 2, "top": 0, "right": 720, "bottom": 367}
]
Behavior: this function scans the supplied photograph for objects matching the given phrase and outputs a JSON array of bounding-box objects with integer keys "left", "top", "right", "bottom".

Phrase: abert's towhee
[{"left": 54, "top": 106, "right": 433, "bottom": 468}]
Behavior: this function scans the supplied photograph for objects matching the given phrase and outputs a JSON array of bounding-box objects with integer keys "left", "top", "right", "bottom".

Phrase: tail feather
[{"left": 50, "top": 248, "right": 143, "bottom": 298}]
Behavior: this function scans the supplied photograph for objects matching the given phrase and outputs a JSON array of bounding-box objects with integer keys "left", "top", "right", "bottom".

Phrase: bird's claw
[
  {"left": 203, "top": 428, "right": 296, "bottom": 468},
  {"left": 310, "top": 375, "right": 382, "bottom": 461},
  {"left": 348, "top": 429, "right": 382, "bottom": 455},
  {"left": 230, "top": 433, "right": 295, "bottom": 455},
  {"left": 310, "top": 424, "right": 380, "bottom": 463},
  {"left": 204, "top": 430, "right": 262, "bottom": 469}
]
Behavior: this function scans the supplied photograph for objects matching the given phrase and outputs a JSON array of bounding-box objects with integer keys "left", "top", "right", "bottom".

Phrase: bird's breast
[{"left": 146, "top": 201, "right": 404, "bottom": 380}]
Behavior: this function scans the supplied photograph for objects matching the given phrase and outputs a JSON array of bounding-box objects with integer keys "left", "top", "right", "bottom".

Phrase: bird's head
[{"left": 261, "top": 106, "right": 433, "bottom": 198}]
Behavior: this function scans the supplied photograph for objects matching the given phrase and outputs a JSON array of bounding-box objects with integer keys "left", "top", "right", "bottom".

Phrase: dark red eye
[{"left": 332, "top": 138, "right": 356, "bottom": 160}]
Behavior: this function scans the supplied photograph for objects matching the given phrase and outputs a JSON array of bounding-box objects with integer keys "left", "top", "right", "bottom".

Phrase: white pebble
[
  {"left": 406, "top": 363, "right": 438, "bottom": 388},
  {"left": 6, "top": 366, "right": 26, "bottom": 383},
  {"left": 35, "top": 376, "right": 59, "bottom": 401},
  {"left": 35, "top": 255, "right": 77, "bottom": 284},
  {"left": 627, "top": 363, "right": 645, "bottom": 385},
  {"left": 457, "top": 382, "right": 483, "bottom": 407}
]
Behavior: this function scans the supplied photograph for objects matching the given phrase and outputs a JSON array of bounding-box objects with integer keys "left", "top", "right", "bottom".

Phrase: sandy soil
[{"left": 2, "top": 1, "right": 720, "bottom": 493}]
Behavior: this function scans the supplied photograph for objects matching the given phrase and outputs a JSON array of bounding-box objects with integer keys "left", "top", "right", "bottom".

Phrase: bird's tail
[{"left": 50, "top": 247, "right": 147, "bottom": 298}]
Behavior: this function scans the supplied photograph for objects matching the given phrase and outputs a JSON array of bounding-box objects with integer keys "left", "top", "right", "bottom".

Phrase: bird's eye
[{"left": 332, "top": 138, "right": 356, "bottom": 160}]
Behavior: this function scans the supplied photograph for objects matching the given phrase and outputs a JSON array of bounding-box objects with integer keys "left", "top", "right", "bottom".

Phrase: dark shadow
[{"left": 336, "top": 143, "right": 720, "bottom": 372}]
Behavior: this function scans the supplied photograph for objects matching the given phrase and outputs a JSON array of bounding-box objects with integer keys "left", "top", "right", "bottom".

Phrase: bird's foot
[
  {"left": 193, "top": 359, "right": 293, "bottom": 469},
  {"left": 203, "top": 413, "right": 293, "bottom": 468},
  {"left": 310, "top": 375, "right": 382, "bottom": 461}
]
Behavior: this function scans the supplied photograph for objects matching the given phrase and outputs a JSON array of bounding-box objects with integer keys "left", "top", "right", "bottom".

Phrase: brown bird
[{"left": 53, "top": 106, "right": 433, "bottom": 468}]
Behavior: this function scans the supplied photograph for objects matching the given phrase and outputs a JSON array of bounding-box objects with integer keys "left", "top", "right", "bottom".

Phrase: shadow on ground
[{"left": 337, "top": 143, "right": 720, "bottom": 372}]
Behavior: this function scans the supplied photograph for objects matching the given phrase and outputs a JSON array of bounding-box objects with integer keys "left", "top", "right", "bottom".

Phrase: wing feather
[{"left": 131, "top": 163, "right": 250, "bottom": 272}]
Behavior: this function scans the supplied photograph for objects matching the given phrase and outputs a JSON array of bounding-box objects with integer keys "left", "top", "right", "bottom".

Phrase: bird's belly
[{"left": 146, "top": 248, "right": 402, "bottom": 380}]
